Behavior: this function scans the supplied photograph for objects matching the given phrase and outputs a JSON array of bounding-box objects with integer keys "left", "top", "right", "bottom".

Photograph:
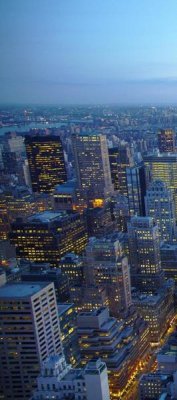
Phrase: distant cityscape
[{"left": 1, "top": 105, "right": 177, "bottom": 400}]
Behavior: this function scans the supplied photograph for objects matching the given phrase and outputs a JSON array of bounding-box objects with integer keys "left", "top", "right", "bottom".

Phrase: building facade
[
  {"left": 128, "top": 216, "right": 164, "bottom": 293},
  {"left": 10, "top": 211, "right": 88, "bottom": 266},
  {"left": 72, "top": 132, "right": 113, "bottom": 203},
  {"left": 145, "top": 180, "right": 176, "bottom": 242},
  {"left": 25, "top": 135, "right": 67, "bottom": 193},
  {"left": 85, "top": 234, "right": 132, "bottom": 317},
  {"left": 157, "top": 128, "right": 176, "bottom": 153},
  {"left": 0, "top": 282, "right": 61, "bottom": 400}
]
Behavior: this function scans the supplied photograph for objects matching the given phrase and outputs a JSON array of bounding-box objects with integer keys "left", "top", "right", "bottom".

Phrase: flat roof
[
  {"left": 0, "top": 282, "right": 50, "bottom": 298},
  {"left": 54, "top": 180, "right": 76, "bottom": 194},
  {"left": 27, "top": 211, "right": 69, "bottom": 223}
]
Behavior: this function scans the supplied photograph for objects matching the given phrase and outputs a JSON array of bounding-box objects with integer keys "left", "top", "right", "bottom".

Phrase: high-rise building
[
  {"left": 128, "top": 216, "right": 164, "bottom": 293},
  {"left": 133, "top": 280, "right": 174, "bottom": 344},
  {"left": 72, "top": 132, "right": 113, "bottom": 203},
  {"left": 53, "top": 180, "right": 77, "bottom": 211},
  {"left": 84, "top": 203, "right": 115, "bottom": 237},
  {"left": 160, "top": 242, "right": 177, "bottom": 285},
  {"left": 126, "top": 163, "right": 146, "bottom": 216},
  {"left": 25, "top": 135, "right": 67, "bottom": 193},
  {"left": 70, "top": 284, "right": 109, "bottom": 313},
  {"left": 139, "top": 372, "right": 172, "bottom": 400},
  {"left": 144, "top": 152, "right": 177, "bottom": 214},
  {"left": 77, "top": 307, "right": 150, "bottom": 397},
  {"left": 0, "top": 282, "right": 61, "bottom": 400},
  {"left": 32, "top": 355, "right": 110, "bottom": 400},
  {"left": 145, "top": 180, "right": 176, "bottom": 242},
  {"left": 21, "top": 263, "right": 70, "bottom": 303},
  {"left": 108, "top": 147, "right": 119, "bottom": 191},
  {"left": 6, "top": 132, "right": 25, "bottom": 156},
  {"left": 109, "top": 144, "right": 134, "bottom": 197},
  {"left": 157, "top": 128, "right": 176, "bottom": 153},
  {"left": 58, "top": 253, "right": 84, "bottom": 286},
  {"left": 58, "top": 303, "right": 80, "bottom": 366},
  {"left": 85, "top": 234, "right": 132, "bottom": 317},
  {"left": 0, "top": 193, "right": 10, "bottom": 240},
  {"left": 10, "top": 211, "right": 88, "bottom": 266}
]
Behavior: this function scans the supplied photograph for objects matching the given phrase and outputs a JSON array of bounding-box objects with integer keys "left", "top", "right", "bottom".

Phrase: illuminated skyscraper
[
  {"left": 10, "top": 211, "right": 88, "bottom": 266},
  {"left": 144, "top": 153, "right": 177, "bottom": 214},
  {"left": 72, "top": 132, "right": 113, "bottom": 203},
  {"left": 157, "top": 128, "right": 176, "bottom": 153},
  {"left": 85, "top": 234, "right": 132, "bottom": 317},
  {"left": 145, "top": 180, "right": 176, "bottom": 242},
  {"left": 0, "top": 282, "right": 61, "bottom": 400},
  {"left": 25, "top": 135, "right": 67, "bottom": 193},
  {"left": 128, "top": 216, "right": 164, "bottom": 293}
]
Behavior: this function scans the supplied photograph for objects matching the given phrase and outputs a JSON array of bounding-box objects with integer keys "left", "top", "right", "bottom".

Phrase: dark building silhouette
[{"left": 25, "top": 135, "right": 67, "bottom": 193}]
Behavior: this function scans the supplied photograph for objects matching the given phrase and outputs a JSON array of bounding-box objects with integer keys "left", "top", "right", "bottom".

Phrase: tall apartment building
[
  {"left": 85, "top": 234, "right": 132, "bottom": 317},
  {"left": 32, "top": 355, "right": 110, "bottom": 400},
  {"left": 144, "top": 152, "right": 177, "bottom": 214},
  {"left": 157, "top": 128, "right": 176, "bottom": 153},
  {"left": 128, "top": 216, "right": 164, "bottom": 293},
  {"left": 10, "top": 211, "right": 88, "bottom": 266},
  {"left": 25, "top": 135, "right": 67, "bottom": 193},
  {"left": 72, "top": 132, "right": 113, "bottom": 203},
  {"left": 126, "top": 163, "right": 146, "bottom": 216},
  {"left": 0, "top": 282, "right": 61, "bottom": 400},
  {"left": 145, "top": 180, "right": 176, "bottom": 242}
]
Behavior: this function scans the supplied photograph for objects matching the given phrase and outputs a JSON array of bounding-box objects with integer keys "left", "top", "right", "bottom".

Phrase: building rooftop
[
  {"left": 27, "top": 210, "right": 70, "bottom": 223},
  {"left": 54, "top": 180, "right": 76, "bottom": 194},
  {"left": 133, "top": 293, "right": 161, "bottom": 306},
  {"left": 0, "top": 282, "right": 50, "bottom": 298},
  {"left": 58, "top": 303, "right": 73, "bottom": 315}
]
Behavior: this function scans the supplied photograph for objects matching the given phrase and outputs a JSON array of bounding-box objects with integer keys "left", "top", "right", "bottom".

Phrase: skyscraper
[
  {"left": 72, "top": 132, "right": 113, "bottom": 203},
  {"left": 145, "top": 180, "right": 176, "bottom": 242},
  {"left": 0, "top": 282, "right": 61, "bottom": 400},
  {"left": 25, "top": 135, "right": 67, "bottom": 193},
  {"left": 110, "top": 144, "right": 134, "bottom": 197},
  {"left": 10, "top": 211, "right": 88, "bottom": 266},
  {"left": 126, "top": 163, "right": 146, "bottom": 216},
  {"left": 128, "top": 216, "right": 164, "bottom": 293},
  {"left": 144, "top": 152, "right": 177, "bottom": 214},
  {"left": 108, "top": 147, "right": 119, "bottom": 191},
  {"left": 85, "top": 234, "right": 132, "bottom": 317},
  {"left": 157, "top": 128, "right": 176, "bottom": 153}
]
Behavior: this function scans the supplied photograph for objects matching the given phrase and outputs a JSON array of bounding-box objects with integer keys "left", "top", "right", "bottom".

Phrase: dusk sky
[{"left": 1, "top": 0, "right": 177, "bottom": 104}]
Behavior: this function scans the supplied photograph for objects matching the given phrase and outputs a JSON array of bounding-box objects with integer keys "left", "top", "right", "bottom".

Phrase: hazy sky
[{"left": 1, "top": 0, "right": 177, "bottom": 104}]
